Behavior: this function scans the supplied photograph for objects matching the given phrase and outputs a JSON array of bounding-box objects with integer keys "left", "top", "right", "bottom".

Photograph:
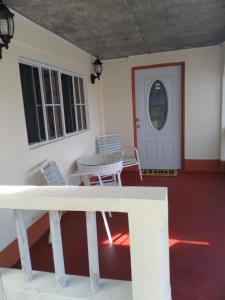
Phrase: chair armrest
[
  {"left": 123, "top": 146, "right": 138, "bottom": 157},
  {"left": 66, "top": 172, "right": 103, "bottom": 186},
  {"left": 123, "top": 147, "right": 141, "bottom": 165}
]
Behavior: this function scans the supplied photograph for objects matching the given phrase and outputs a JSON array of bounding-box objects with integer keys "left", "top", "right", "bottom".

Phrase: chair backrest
[
  {"left": 40, "top": 160, "right": 66, "bottom": 186},
  {"left": 96, "top": 134, "right": 122, "bottom": 154}
]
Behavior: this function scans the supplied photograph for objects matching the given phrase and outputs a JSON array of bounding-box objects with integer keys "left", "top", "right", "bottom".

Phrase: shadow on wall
[
  {"left": 25, "top": 161, "right": 47, "bottom": 186},
  {"left": 68, "top": 161, "right": 77, "bottom": 176}
]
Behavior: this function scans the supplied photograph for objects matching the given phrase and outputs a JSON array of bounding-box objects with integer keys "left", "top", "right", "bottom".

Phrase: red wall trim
[
  {"left": 0, "top": 213, "right": 49, "bottom": 268},
  {"left": 131, "top": 62, "right": 185, "bottom": 170},
  {"left": 131, "top": 67, "right": 138, "bottom": 147},
  {"left": 184, "top": 160, "right": 220, "bottom": 172}
]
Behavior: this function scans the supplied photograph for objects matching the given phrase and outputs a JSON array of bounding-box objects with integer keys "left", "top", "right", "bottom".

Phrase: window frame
[{"left": 19, "top": 57, "right": 90, "bottom": 149}]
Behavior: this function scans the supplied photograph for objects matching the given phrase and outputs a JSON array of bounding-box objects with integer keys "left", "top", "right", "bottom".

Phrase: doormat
[{"left": 142, "top": 169, "right": 177, "bottom": 176}]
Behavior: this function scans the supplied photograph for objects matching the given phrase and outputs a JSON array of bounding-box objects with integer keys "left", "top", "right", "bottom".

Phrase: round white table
[
  {"left": 77, "top": 153, "right": 123, "bottom": 245},
  {"left": 77, "top": 153, "right": 123, "bottom": 186}
]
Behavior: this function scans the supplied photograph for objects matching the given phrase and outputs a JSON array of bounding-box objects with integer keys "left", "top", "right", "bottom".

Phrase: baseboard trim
[
  {"left": 184, "top": 159, "right": 220, "bottom": 172},
  {"left": 0, "top": 213, "right": 49, "bottom": 268},
  {"left": 219, "top": 161, "right": 225, "bottom": 172},
  {"left": 125, "top": 160, "right": 221, "bottom": 172}
]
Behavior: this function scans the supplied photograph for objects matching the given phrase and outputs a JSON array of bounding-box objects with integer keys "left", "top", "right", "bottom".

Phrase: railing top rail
[{"left": 0, "top": 186, "right": 167, "bottom": 214}]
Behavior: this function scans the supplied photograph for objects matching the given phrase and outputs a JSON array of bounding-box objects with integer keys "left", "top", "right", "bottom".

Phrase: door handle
[
  {"left": 135, "top": 117, "right": 140, "bottom": 122},
  {"left": 136, "top": 124, "right": 140, "bottom": 128}
]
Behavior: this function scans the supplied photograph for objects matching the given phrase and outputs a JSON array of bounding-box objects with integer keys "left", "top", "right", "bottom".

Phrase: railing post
[
  {"left": 14, "top": 210, "right": 32, "bottom": 281},
  {"left": 128, "top": 203, "right": 171, "bottom": 300},
  {"left": 49, "top": 210, "right": 66, "bottom": 287},
  {"left": 86, "top": 211, "right": 100, "bottom": 291}
]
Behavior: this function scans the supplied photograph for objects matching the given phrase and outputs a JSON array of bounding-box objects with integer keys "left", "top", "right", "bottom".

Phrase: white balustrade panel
[
  {"left": 14, "top": 210, "right": 32, "bottom": 281},
  {"left": 0, "top": 185, "right": 171, "bottom": 300},
  {"left": 49, "top": 210, "right": 66, "bottom": 287}
]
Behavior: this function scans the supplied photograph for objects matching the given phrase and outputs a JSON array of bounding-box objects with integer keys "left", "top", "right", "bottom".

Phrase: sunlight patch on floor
[
  {"left": 169, "top": 238, "right": 210, "bottom": 247},
  {"left": 103, "top": 233, "right": 129, "bottom": 246},
  {"left": 102, "top": 233, "right": 210, "bottom": 248}
]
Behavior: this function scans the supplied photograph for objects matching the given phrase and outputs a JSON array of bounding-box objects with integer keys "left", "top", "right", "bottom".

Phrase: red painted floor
[{"left": 14, "top": 171, "right": 225, "bottom": 300}]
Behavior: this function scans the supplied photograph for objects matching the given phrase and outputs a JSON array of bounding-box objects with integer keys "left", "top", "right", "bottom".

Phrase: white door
[{"left": 135, "top": 66, "right": 181, "bottom": 169}]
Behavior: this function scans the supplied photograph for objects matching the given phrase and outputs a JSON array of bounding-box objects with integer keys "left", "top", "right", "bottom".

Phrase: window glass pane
[
  {"left": 61, "top": 74, "right": 76, "bottom": 134},
  {"left": 77, "top": 105, "right": 82, "bottom": 131},
  {"left": 19, "top": 63, "right": 46, "bottom": 144},
  {"left": 81, "top": 105, "right": 87, "bottom": 130},
  {"left": 0, "top": 19, "right": 8, "bottom": 35},
  {"left": 37, "top": 106, "right": 46, "bottom": 141},
  {"left": 51, "top": 70, "right": 60, "bottom": 104},
  {"left": 42, "top": 68, "right": 52, "bottom": 104},
  {"left": 33, "top": 68, "right": 42, "bottom": 105},
  {"left": 46, "top": 106, "right": 56, "bottom": 139},
  {"left": 79, "top": 78, "right": 85, "bottom": 104},
  {"left": 54, "top": 106, "right": 63, "bottom": 137},
  {"left": 32, "top": 67, "right": 46, "bottom": 141},
  {"left": 149, "top": 80, "right": 168, "bottom": 130},
  {"left": 74, "top": 77, "right": 80, "bottom": 104}
]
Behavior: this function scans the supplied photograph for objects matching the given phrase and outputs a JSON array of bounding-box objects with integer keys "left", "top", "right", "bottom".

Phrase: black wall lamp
[
  {"left": 0, "top": 0, "right": 15, "bottom": 59},
  {"left": 90, "top": 56, "right": 103, "bottom": 84}
]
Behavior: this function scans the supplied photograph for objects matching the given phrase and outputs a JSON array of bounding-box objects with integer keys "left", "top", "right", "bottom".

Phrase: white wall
[
  {"left": 220, "top": 43, "right": 225, "bottom": 162},
  {"left": 0, "top": 13, "right": 104, "bottom": 250},
  {"left": 101, "top": 45, "right": 223, "bottom": 160}
]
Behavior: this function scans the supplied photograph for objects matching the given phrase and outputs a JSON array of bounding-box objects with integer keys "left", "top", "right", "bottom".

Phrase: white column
[
  {"left": 14, "top": 210, "right": 32, "bottom": 281},
  {"left": 86, "top": 211, "right": 100, "bottom": 291},
  {"left": 220, "top": 77, "right": 225, "bottom": 162},
  {"left": 49, "top": 211, "right": 66, "bottom": 287},
  {"left": 128, "top": 204, "right": 171, "bottom": 300},
  {"left": 220, "top": 43, "right": 225, "bottom": 165}
]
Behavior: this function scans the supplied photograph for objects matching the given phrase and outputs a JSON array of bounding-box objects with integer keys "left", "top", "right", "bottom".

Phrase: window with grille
[{"left": 19, "top": 60, "right": 89, "bottom": 147}]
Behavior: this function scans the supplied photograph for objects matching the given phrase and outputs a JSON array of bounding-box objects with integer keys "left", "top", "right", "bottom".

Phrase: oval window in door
[{"left": 149, "top": 80, "right": 168, "bottom": 130}]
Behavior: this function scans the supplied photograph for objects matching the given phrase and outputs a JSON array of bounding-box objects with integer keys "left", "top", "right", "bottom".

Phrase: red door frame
[{"left": 131, "top": 62, "right": 185, "bottom": 170}]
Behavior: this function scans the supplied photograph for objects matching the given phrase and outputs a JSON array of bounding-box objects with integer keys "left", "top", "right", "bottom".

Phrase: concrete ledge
[
  {"left": 0, "top": 186, "right": 170, "bottom": 300},
  {"left": 0, "top": 268, "right": 132, "bottom": 300}
]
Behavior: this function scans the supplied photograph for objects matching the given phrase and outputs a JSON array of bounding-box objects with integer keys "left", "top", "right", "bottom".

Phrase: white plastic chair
[
  {"left": 96, "top": 134, "right": 143, "bottom": 180},
  {"left": 40, "top": 160, "right": 113, "bottom": 244}
]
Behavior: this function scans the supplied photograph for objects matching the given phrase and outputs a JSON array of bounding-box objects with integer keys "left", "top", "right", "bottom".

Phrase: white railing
[{"left": 0, "top": 185, "right": 171, "bottom": 300}]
